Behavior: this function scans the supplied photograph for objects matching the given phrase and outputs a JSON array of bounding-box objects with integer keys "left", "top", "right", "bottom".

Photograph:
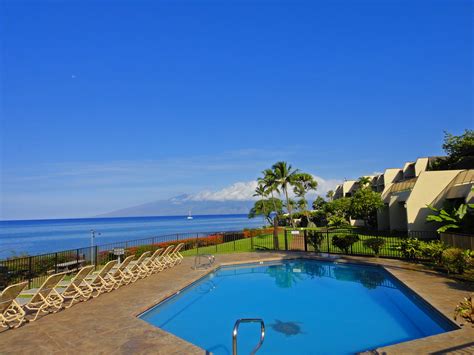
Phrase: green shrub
[
  {"left": 420, "top": 240, "right": 447, "bottom": 264},
  {"left": 307, "top": 231, "right": 325, "bottom": 252},
  {"left": 441, "top": 248, "right": 471, "bottom": 274},
  {"left": 363, "top": 237, "right": 386, "bottom": 257},
  {"left": 397, "top": 238, "right": 422, "bottom": 260},
  {"left": 332, "top": 234, "right": 360, "bottom": 254}
]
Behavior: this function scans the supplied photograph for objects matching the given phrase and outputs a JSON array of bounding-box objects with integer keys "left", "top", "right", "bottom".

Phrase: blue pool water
[{"left": 140, "top": 259, "right": 456, "bottom": 354}]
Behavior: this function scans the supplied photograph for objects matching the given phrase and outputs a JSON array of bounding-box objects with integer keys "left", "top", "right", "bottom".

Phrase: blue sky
[{"left": 1, "top": 0, "right": 472, "bottom": 220}]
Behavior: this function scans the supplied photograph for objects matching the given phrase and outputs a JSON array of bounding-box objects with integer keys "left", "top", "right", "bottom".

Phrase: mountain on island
[{"left": 97, "top": 194, "right": 255, "bottom": 218}]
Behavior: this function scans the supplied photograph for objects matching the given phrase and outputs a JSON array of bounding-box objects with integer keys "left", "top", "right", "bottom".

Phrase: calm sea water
[
  {"left": 141, "top": 259, "right": 456, "bottom": 354},
  {"left": 0, "top": 214, "right": 263, "bottom": 259}
]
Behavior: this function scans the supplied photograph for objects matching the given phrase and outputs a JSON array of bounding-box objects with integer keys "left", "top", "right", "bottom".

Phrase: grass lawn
[
  {"left": 181, "top": 233, "right": 290, "bottom": 256},
  {"left": 180, "top": 229, "right": 410, "bottom": 258}
]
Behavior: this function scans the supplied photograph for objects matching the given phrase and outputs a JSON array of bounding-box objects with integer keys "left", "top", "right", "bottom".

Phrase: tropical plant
[
  {"left": 357, "top": 176, "right": 372, "bottom": 188},
  {"left": 323, "top": 197, "right": 351, "bottom": 224},
  {"left": 332, "top": 234, "right": 360, "bottom": 254},
  {"left": 454, "top": 293, "right": 474, "bottom": 326},
  {"left": 326, "top": 190, "right": 334, "bottom": 201},
  {"left": 327, "top": 215, "right": 350, "bottom": 229},
  {"left": 253, "top": 183, "right": 268, "bottom": 221},
  {"left": 312, "top": 196, "right": 326, "bottom": 210},
  {"left": 293, "top": 173, "right": 317, "bottom": 228},
  {"left": 349, "top": 186, "right": 383, "bottom": 228},
  {"left": 430, "top": 129, "right": 474, "bottom": 170},
  {"left": 397, "top": 238, "right": 422, "bottom": 260},
  {"left": 441, "top": 248, "right": 471, "bottom": 274},
  {"left": 272, "top": 161, "right": 300, "bottom": 227},
  {"left": 248, "top": 198, "right": 283, "bottom": 225},
  {"left": 363, "top": 237, "right": 386, "bottom": 257},
  {"left": 420, "top": 240, "right": 447, "bottom": 264},
  {"left": 258, "top": 168, "right": 282, "bottom": 249},
  {"left": 426, "top": 201, "right": 474, "bottom": 233},
  {"left": 307, "top": 230, "right": 325, "bottom": 252}
]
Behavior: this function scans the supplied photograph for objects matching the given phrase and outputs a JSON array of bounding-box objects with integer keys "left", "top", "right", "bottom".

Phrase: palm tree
[
  {"left": 253, "top": 183, "right": 268, "bottom": 224},
  {"left": 293, "top": 173, "right": 318, "bottom": 226},
  {"left": 297, "top": 198, "right": 307, "bottom": 213},
  {"left": 293, "top": 173, "right": 318, "bottom": 217},
  {"left": 258, "top": 169, "right": 281, "bottom": 249},
  {"left": 357, "top": 176, "right": 371, "bottom": 189},
  {"left": 258, "top": 169, "right": 280, "bottom": 216},
  {"left": 272, "top": 161, "right": 299, "bottom": 227}
]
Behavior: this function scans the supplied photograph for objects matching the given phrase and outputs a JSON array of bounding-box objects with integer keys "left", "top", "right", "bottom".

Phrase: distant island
[{"left": 97, "top": 194, "right": 255, "bottom": 218}]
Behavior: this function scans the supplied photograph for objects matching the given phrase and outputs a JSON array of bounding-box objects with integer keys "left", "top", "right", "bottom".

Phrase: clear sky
[{"left": 1, "top": 0, "right": 472, "bottom": 220}]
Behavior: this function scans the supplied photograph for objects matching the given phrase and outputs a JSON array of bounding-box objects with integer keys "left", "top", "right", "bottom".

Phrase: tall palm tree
[
  {"left": 258, "top": 169, "right": 280, "bottom": 216},
  {"left": 293, "top": 173, "right": 318, "bottom": 226},
  {"left": 272, "top": 161, "right": 299, "bottom": 227},
  {"left": 253, "top": 183, "right": 268, "bottom": 224},
  {"left": 258, "top": 169, "right": 281, "bottom": 249}
]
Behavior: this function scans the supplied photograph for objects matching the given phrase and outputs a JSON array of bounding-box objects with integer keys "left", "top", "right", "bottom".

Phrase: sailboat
[{"left": 187, "top": 210, "right": 193, "bottom": 220}]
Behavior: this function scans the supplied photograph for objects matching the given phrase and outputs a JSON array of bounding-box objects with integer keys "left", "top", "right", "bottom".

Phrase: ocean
[{"left": 0, "top": 214, "right": 264, "bottom": 259}]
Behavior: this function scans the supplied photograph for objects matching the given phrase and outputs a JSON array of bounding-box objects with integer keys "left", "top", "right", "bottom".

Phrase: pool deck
[{"left": 0, "top": 251, "right": 473, "bottom": 354}]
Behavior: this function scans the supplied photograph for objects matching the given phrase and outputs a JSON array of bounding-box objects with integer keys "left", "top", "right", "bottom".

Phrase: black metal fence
[
  {"left": 0, "top": 227, "right": 442, "bottom": 290},
  {"left": 0, "top": 230, "right": 247, "bottom": 290},
  {"left": 285, "top": 228, "right": 439, "bottom": 258}
]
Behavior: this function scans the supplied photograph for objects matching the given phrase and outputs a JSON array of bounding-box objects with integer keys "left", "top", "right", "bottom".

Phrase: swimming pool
[{"left": 139, "top": 259, "right": 457, "bottom": 354}]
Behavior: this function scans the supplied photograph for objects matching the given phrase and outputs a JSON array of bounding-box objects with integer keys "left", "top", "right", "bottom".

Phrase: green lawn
[
  {"left": 180, "top": 229, "right": 409, "bottom": 258},
  {"left": 181, "top": 233, "right": 290, "bottom": 256}
]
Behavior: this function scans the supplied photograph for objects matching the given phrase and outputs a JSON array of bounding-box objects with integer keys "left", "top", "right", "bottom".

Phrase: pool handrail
[{"left": 232, "top": 318, "right": 265, "bottom": 355}]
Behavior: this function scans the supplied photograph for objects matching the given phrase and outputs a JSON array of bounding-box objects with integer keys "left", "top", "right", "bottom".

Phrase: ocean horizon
[{"left": 0, "top": 214, "right": 264, "bottom": 259}]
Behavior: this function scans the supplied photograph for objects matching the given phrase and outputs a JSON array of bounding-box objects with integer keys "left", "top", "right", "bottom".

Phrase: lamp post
[{"left": 90, "top": 229, "right": 101, "bottom": 265}]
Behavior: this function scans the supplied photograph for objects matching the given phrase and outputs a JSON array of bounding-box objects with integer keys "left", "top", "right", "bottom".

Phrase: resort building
[{"left": 333, "top": 157, "right": 474, "bottom": 232}]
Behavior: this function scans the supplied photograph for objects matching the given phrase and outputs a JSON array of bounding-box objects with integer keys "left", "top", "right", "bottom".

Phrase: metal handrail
[
  {"left": 193, "top": 254, "right": 215, "bottom": 269},
  {"left": 232, "top": 318, "right": 265, "bottom": 355}
]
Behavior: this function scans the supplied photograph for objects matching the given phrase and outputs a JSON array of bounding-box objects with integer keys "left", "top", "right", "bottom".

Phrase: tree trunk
[
  {"left": 285, "top": 188, "right": 295, "bottom": 228},
  {"left": 273, "top": 217, "right": 280, "bottom": 250}
]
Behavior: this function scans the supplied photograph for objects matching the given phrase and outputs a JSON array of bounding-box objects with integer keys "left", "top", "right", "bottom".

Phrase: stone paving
[{"left": 0, "top": 251, "right": 473, "bottom": 354}]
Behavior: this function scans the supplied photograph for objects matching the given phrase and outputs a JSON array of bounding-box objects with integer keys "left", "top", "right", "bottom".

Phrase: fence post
[
  {"left": 284, "top": 229, "right": 288, "bottom": 251},
  {"left": 233, "top": 233, "right": 236, "bottom": 251},
  {"left": 196, "top": 233, "right": 199, "bottom": 255},
  {"left": 304, "top": 229, "right": 308, "bottom": 252},
  {"left": 176, "top": 234, "right": 179, "bottom": 242},
  {"left": 28, "top": 256, "right": 33, "bottom": 289},
  {"left": 94, "top": 246, "right": 98, "bottom": 267},
  {"left": 326, "top": 229, "right": 330, "bottom": 253},
  {"left": 250, "top": 235, "right": 254, "bottom": 250},
  {"left": 76, "top": 249, "right": 80, "bottom": 267},
  {"left": 55, "top": 253, "right": 58, "bottom": 273}
]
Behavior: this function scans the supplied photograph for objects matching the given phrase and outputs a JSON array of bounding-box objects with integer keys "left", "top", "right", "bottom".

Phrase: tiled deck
[{"left": 0, "top": 252, "right": 473, "bottom": 354}]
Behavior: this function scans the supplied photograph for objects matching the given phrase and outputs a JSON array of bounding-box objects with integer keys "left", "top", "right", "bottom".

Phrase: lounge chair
[
  {"left": 159, "top": 245, "right": 176, "bottom": 269},
  {"left": 127, "top": 251, "right": 152, "bottom": 281},
  {"left": 22, "top": 272, "right": 66, "bottom": 322},
  {"left": 57, "top": 265, "right": 95, "bottom": 308},
  {"left": 0, "top": 281, "right": 28, "bottom": 329},
  {"left": 169, "top": 243, "right": 185, "bottom": 265},
  {"left": 144, "top": 248, "right": 164, "bottom": 275},
  {"left": 109, "top": 255, "right": 135, "bottom": 288},
  {"left": 86, "top": 260, "right": 118, "bottom": 297}
]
